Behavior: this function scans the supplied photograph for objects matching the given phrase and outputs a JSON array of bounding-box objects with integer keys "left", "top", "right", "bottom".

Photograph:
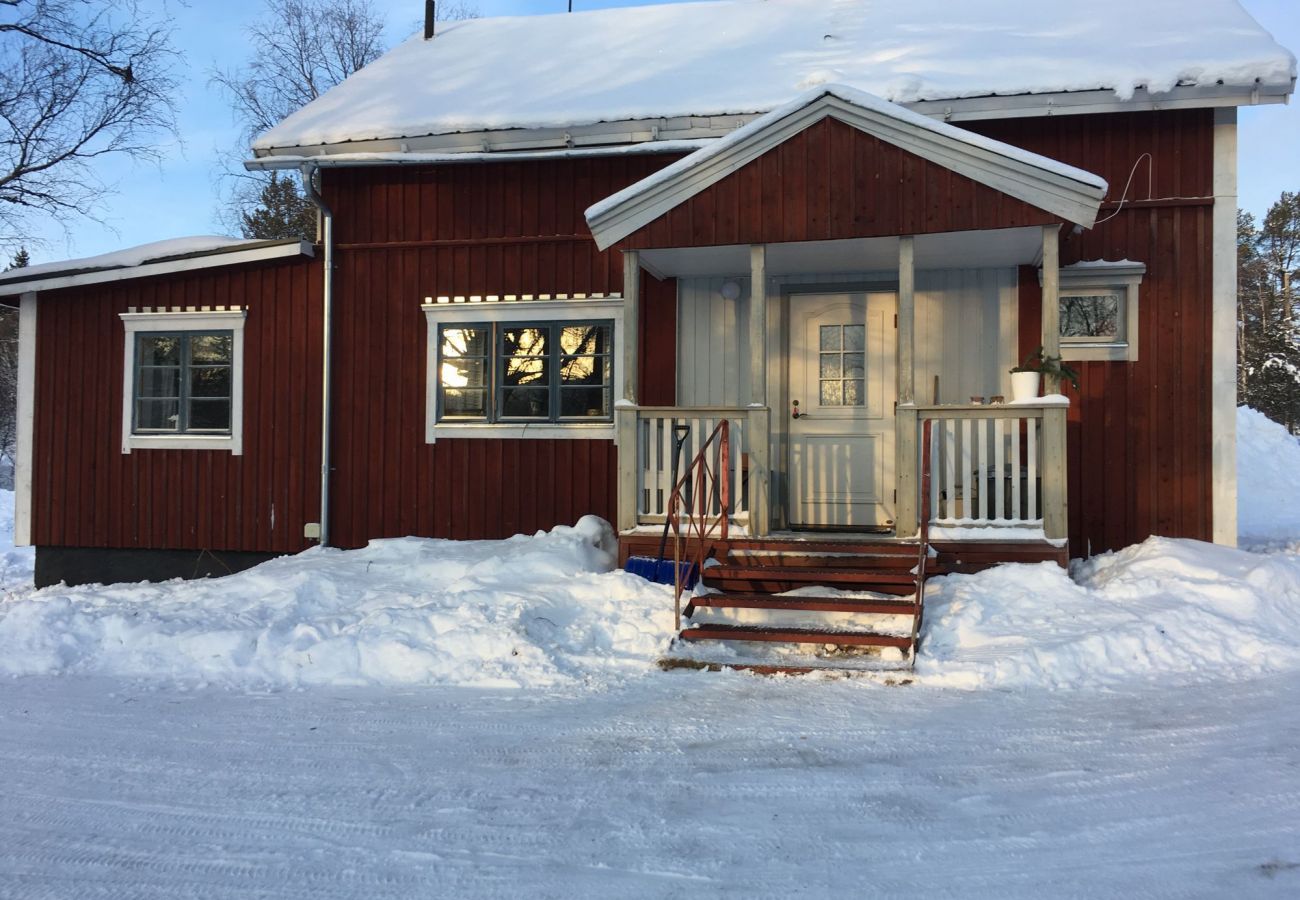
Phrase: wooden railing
[
  {"left": 615, "top": 405, "right": 770, "bottom": 535},
  {"left": 896, "top": 402, "right": 1068, "bottom": 540},
  {"left": 666, "top": 420, "right": 731, "bottom": 630}
]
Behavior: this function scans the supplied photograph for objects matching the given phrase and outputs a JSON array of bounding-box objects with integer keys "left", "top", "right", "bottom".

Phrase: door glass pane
[
  {"left": 136, "top": 399, "right": 179, "bottom": 431},
  {"left": 188, "top": 399, "right": 231, "bottom": 431},
  {"left": 843, "top": 352, "right": 865, "bottom": 379},
  {"left": 819, "top": 325, "right": 841, "bottom": 351},
  {"left": 844, "top": 379, "right": 864, "bottom": 406},
  {"left": 819, "top": 380, "right": 843, "bottom": 406},
  {"left": 843, "top": 325, "right": 865, "bottom": 351},
  {"left": 819, "top": 353, "right": 841, "bottom": 378}
]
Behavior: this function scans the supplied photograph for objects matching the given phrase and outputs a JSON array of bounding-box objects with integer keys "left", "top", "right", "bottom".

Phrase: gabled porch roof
[{"left": 586, "top": 85, "right": 1108, "bottom": 252}]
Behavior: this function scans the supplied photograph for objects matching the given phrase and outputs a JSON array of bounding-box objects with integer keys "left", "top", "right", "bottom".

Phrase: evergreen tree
[
  {"left": 240, "top": 172, "right": 317, "bottom": 240},
  {"left": 5, "top": 248, "right": 29, "bottom": 271},
  {"left": 1239, "top": 195, "right": 1300, "bottom": 433}
]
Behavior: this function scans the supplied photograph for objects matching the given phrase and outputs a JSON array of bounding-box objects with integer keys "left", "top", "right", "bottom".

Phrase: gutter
[{"left": 300, "top": 164, "right": 334, "bottom": 547}]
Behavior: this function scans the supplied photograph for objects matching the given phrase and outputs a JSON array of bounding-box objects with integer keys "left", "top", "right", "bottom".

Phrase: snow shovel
[{"left": 625, "top": 424, "right": 698, "bottom": 587}]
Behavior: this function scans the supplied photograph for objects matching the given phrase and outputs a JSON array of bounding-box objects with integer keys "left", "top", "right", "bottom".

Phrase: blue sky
[{"left": 16, "top": 0, "right": 1300, "bottom": 263}]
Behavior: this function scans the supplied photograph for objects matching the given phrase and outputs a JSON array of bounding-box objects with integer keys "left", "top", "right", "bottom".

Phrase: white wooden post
[
  {"left": 1040, "top": 225, "right": 1061, "bottom": 393},
  {"left": 748, "top": 244, "right": 767, "bottom": 406},
  {"left": 895, "top": 236, "right": 917, "bottom": 536},
  {"left": 1041, "top": 405, "right": 1069, "bottom": 540},
  {"left": 746, "top": 406, "right": 770, "bottom": 536},
  {"left": 622, "top": 251, "right": 640, "bottom": 404},
  {"left": 615, "top": 405, "right": 639, "bottom": 532}
]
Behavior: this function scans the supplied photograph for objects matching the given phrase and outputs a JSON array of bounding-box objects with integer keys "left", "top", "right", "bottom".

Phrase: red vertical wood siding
[
  {"left": 31, "top": 257, "right": 322, "bottom": 552},
  {"left": 614, "top": 117, "right": 1060, "bottom": 250},
  {"left": 323, "top": 155, "right": 683, "bottom": 548},
  {"left": 1001, "top": 108, "right": 1217, "bottom": 553}
]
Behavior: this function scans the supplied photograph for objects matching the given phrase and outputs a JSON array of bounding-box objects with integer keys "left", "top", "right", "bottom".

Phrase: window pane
[
  {"left": 819, "top": 325, "right": 841, "bottom": 351},
  {"left": 443, "top": 388, "right": 487, "bottom": 418},
  {"left": 503, "top": 327, "right": 547, "bottom": 357},
  {"left": 1060, "top": 294, "right": 1121, "bottom": 338},
  {"left": 843, "top": 352, "right": 865, "bottom": 379},
  {"left": 560, "top": 353, "right": 610, "bottom": 387},
  {"left": 138, "top": 335, "right": 180, "bottom": 366},
  {"left": 441, "top": 326, "right": 488, "bottom": 361},
  {"left": 561, "top": 387, "right": 609, "bottom": 418},
  {"left": 819, "top": 353, "right": 841, "bottom": 378},
  {"left": 560, "top": 324, "right": 609, "bottom": 356},
  {"left": 441, "top": 357, "right": 485, "bottom": 391},
  {"left": 844, "top": 379, "right": 865, "bottom": 406},
  {"left": 138, "top": 366, "right": 180, "bottom": 398},
  {"left": 843, "top": 325, "right": 865, "bottom": 351},
  {"left": 190, "top": 365, "right": 231, "bottom": 398},
  {"left": 820, "top": 380, "right": 843, "bottom": 406},
  {"left": 501, "top": 387, "right": 549, "bottom": 418},
  {"left": 190, "top": 333, "right": 232, "bottom": 364},
  {"left": 188, "top": 399, "right": 231, "bottom": 431},
  {"left": 136, "top": 399, "right": 179, "bottom": 431}
]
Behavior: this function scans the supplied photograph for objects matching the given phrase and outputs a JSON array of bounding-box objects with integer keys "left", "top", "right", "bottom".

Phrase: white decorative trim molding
[
  {"left": 1211, "top": 108, "right": 1238, "bottom": 546},
  {"left": 422, "top": 297, "right": 624, "bottom": 442},
  {"left": 14, "top": 293, "right": 36, "bottom": 546},
  {"left": 119, "top": 309, "right": 248, "bottom": 455}
]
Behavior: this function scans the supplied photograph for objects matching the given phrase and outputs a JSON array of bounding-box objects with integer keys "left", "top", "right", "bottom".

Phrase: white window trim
[
  {"left": 119, "top": 309, "right": 247, "bottom": 454},
  {"left": 1042, "top": 261, "right": 1145, "bottom": 362},
  {"left": 422, "top": 298, "right": 624, "bottom": 442}
]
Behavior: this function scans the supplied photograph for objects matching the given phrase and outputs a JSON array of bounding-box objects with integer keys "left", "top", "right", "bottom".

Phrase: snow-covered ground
[{"left": 1, "top": 407, "right": 1299, "bottom": 896}]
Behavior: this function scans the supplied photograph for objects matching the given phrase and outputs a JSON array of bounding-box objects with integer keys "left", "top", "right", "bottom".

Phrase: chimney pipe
[{"left": 424, "top": 0, "right": 435, "bottom": 39}]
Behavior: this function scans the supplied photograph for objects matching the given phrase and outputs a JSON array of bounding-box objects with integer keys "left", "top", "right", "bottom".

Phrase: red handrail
[{"left": 667, "top": 419, "right": 730, "bottom": 631}]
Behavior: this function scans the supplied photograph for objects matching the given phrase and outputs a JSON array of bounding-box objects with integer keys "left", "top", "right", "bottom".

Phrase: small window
[
  {"left": 1046, "top": 261, "right": 1145, "bottom": 363},
  {"left": 437, "top": 320, "right": 614, "bottom": 424},
  {"left": 818, "top": 324, "right": 865, "bottom": 407},
  {"left": 134, "top": 332, "right": 234, "bottom": 434},
  {"left": 119, "top": 309, "right": 247, "bottom": 454}
]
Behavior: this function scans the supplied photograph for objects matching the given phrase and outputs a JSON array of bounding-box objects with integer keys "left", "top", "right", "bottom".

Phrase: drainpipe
[{"left": 301, "top": 163, "right": 334, "bottom": 546}]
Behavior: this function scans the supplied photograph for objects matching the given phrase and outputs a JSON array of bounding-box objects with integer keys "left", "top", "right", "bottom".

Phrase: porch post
[
  {"left": 748, "top": 244, "right": 767, "bottom": 405},
  {"left": 622, "top": 250, "right": 640, "bottom": 404},
  {"left": 895, "top": 236, "right": 919, "bottom": 537},
  {"left": 617, "top": 251, "right": 641, "bottom": 532},
  {"left": 1040, "top": 225, "right": 1061, "bottom": 392}
]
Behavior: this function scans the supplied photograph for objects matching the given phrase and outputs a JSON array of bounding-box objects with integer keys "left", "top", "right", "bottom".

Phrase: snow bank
[
  {"left": 0, "top": 517, "right": 674, "bottom": 689},
  {"left": 1237, "top": 406, "right": 1300, "bottom": 551},
  {"left": 0, "top": 490, "right": 34, "bottom": 592},
  {"left": 917, "top": 537, "right": 1300, "bottom": 689}
]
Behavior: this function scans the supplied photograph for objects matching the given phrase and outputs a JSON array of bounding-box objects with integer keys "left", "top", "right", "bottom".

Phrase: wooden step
[
  {"left": 726, "top": 550, "right": 919, "bottom": 570},
  {"left": 701, "top": 565, "right": 918, "bottom": 594},
  {"left": 678, "top": 624, "right": 914, "bottom": 650},
  {"left": 725, "top": 539, "right": 919, "bottom": 556},
  {"left": 687, "top": 593, "right": 919, "bottom": 616}
]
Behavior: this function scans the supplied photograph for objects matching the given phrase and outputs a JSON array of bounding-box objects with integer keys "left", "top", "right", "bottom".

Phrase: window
[
  {"left": 818, "top": 324, "right": 866, "bottom": 407},
  {"left": 120, "top": 309, "right": 247, "bottom": 453},
  {"left": 1045, "top": 261, "right": 1145, "bottom": 362},
  {"left": 440, "top": 321, "right": 613, "bottom": 423},
  {"left": 424, "top": 298, "right": 623, "bottom": 440}
]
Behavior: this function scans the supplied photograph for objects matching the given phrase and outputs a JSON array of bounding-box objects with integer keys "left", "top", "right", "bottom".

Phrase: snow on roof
[
  {"left": 0, "top": 236, "right": 259, "bottom": 283},
  {"left": 254, "top": 0, "right": 1297, "bottom": 153},
  {"left": 586, "top": 85, "right": 1108, "bottom": 242}
]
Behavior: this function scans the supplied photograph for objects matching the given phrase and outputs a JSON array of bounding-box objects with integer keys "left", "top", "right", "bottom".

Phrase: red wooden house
[{"left": 1, "top": 0, "right": 1294, "bottom": 661}]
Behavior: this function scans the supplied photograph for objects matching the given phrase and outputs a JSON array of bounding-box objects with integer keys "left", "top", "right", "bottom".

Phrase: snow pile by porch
[
  {"left": 1237, "top": 406, "right": 1300, "bottom": 550},
  {"left": 0, "top": 517, "right": 674, "bottom": 689},
  {"left": 916, "top": 538, "right": 1300, "bottom": 689}
]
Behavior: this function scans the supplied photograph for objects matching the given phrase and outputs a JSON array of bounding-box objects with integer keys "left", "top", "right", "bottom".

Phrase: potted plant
[{"left": 1010, "top": 347, "right": 1080, "bottom": 401}]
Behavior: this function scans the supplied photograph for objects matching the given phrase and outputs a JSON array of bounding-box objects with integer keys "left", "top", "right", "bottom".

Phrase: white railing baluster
[
  {"left": 977, "top": 417, "right": 989, "bottom": 521},
  {"left": 959, "top": 418, "right": 973, "bottom": 521},
  {"left": 1027, "top": 417, "right": 1038, "bottom": 521},
  {"left": 994, "top": 417, "right": 1006, "bottom": 521},
  {"left": 944, "top": 418, "right": 957, "bottom": 524}
]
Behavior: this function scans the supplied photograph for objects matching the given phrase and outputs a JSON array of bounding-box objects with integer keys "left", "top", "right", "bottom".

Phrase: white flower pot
[{"left": 1010, "top": 371, "right": 1041, "bottom": 402}]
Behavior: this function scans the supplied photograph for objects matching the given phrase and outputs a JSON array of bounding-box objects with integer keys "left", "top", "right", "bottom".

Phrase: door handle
[{"left": 792, "top": 401, "right": 809, "bottom": 420}]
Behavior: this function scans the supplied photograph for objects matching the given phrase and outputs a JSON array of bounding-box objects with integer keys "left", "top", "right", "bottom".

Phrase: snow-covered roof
[
  {"left": 0, "top": 237, "right": 313, "bottom": 296},
  {"left": 587, "top": 86, "right": 1109, "bottom": 249},
  {"left": 252, "top": 0, "right": 1296, "bottom": 157}
]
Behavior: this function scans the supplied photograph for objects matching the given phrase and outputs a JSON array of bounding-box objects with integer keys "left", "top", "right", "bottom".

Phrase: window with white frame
[
  {"left": 120, "top": 309, "right": 247, "bottom": 453},
  {"left": 423, "top": 297, "right": 623, "bottom": 440},
  {"left": 1048, "top": 261, "right": 1145, "bottom": 362}
]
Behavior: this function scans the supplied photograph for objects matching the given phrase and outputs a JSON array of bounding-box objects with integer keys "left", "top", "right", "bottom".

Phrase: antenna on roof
[{"left": 424, "top": 0, "right": 436, "bottom": 39}]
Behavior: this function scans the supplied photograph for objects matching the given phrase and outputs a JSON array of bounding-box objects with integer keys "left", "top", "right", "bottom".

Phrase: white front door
[{"left": 787, "top": 292, "right": 897, "bottom": 529}]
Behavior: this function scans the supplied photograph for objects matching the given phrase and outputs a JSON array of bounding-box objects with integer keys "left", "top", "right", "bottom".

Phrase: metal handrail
[
  {"left": 911, "top": 419, "right": 934, "bottom": 665},
  {"left": 667, "top": 419, "right": 730, "bottom": 631}
]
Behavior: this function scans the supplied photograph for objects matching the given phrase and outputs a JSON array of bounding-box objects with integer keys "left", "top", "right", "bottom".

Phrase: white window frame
[
  {"left": 422, "top": 298, "right": 624, "bottom": 441},
  {"left": 1044, "top": 261, "right": 1145, "bottom": 362},
  {"left": 119, "top": 309, "right": 247, "bottom": 454}
]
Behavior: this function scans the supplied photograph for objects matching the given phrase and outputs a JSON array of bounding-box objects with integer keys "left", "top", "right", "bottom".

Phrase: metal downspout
[{"left": 301, "top": 164, "right": 334, "bottom": 546}]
